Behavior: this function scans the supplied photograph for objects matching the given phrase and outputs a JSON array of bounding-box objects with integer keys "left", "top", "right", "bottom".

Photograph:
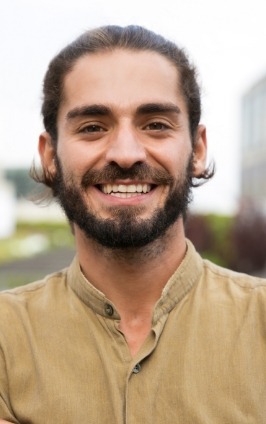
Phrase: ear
[
  {"left": 38, "top": 131, "right": 57, "bottom": 176},
  {"left": 192, "top": 125, "right": 207, "bottom": 177}
]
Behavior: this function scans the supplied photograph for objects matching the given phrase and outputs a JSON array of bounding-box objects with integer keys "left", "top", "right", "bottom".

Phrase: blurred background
[{"left": 1, "top": 0, "right": 266, "bottom": 290}]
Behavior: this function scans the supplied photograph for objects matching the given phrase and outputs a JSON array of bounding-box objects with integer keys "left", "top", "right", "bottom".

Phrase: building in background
[
  {"left": 0, "top": 170, "right": 16, "bottom": 238},
  {"left": 241, "top": 74, "right": 266, "bottom": 212}
]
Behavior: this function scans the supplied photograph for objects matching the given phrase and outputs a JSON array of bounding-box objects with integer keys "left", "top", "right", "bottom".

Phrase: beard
[{"left": 52, "top": 158, "right": 193, "bottom": 249}]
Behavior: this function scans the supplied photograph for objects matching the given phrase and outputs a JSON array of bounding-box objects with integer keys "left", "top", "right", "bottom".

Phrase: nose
[{"left": 105, "top": 124, "right": 147, "bottom": 168}]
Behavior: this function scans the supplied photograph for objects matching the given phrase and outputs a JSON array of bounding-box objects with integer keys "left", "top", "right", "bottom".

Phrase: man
[{"left": 0, "top": 25, "right": 266, "bottom": 424}]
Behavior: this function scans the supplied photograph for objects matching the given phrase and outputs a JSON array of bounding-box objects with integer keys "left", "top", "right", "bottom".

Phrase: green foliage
[
  {"left": 186, "top": 213, "right": 234, "bottom": 268},
  {"left": 0, "top": 221, "right": 74, "bottom": 263},
  {"left": 186, "top": 210, "right": 266, "bottom": 274},
  {"left": 0, "top": 272, "right": 45, "bottom": 290},
  {"left": 203, "top": 214, "right": 234, "bottom": 266}
]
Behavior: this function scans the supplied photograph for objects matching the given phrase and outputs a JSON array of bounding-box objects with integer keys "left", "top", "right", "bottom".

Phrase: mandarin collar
[{"left": 67, "top": 239, "right": 203, "bottom": 324}]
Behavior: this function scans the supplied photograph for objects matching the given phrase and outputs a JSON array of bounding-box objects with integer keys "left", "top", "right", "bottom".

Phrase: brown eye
[
  {"left": 145, "top": 122, "right": 169, "bottom": 130},
  {"left": 81, "top": 125, "right": 104, "bottom": 133}
]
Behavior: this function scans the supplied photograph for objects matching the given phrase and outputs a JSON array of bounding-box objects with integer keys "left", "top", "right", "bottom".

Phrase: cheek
[
  {"left": 164, "top": 153, "right": 191, "bottom": 179},
  {"left": 56, "top": 147, "right": 85, "bottom": 178},
  {"left": 149, "top": 139, "right": 192, "bottom": 174},
  {"left": 57, "top": 141, "right": 106, "bottom": 175}
]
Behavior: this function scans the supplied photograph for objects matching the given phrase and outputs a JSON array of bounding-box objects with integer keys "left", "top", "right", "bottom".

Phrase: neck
[
  {"left": 75, "top": 218, "right": 186, "bottom": 306},
  {"left": 74, "top": 219, "right": 187, "bottom": 356}
]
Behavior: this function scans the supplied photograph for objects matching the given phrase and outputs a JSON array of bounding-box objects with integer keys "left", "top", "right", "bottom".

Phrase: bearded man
[{"left": 0, "top": 25, "right": 266, "bottom": 424}]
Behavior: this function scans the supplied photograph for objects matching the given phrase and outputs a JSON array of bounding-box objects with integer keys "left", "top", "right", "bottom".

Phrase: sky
[{"left": 1, "top": 0, "right": 266, "bottom": 214}]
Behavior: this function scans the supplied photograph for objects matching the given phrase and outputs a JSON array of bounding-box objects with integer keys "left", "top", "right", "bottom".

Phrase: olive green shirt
[{"left": 1, "top": 240, "right": 266, "bottom": 423}]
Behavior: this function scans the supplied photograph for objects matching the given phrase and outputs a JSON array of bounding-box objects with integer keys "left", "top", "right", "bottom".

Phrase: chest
[{"left": 6, "top": 305, "right": 266, "bottom": 424}]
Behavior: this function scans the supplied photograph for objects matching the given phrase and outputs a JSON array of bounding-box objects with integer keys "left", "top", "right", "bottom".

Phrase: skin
[{"left": 39, "top": 49, "right": 207, "bottom": 357}]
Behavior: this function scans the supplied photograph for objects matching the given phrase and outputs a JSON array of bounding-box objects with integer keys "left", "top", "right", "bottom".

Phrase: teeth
[
  {"left": 143, "top": 184, "right": 148, "bottom": 193},
  {"left": 101, "top": 184, "right": 152, "bottom": 195},
  {"left": 110, "top": 192, "right": 140, "bottom": 198},
  {"left": 118, "top": 184, "right": 127, "bottom": 193},
  {"left": 127, "top": 184, "right": 137, "bottom": 193}
]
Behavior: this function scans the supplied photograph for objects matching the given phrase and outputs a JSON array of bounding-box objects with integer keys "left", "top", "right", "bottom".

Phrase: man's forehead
[
  {"left": 59, "top": 48, "right": 185, "bottom": 117},
  {"left": 63, "top": 48, "right": 180, "bottom": 90}
]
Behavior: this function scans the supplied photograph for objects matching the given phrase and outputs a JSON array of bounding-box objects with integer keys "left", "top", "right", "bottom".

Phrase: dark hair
[{"left": 42, "top": 24, "right": 201, "bottom": 143}]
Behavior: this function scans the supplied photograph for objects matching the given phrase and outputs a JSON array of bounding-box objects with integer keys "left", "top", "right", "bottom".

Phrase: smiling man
[{"left": 1, "top": 25, "right": 266, "bottom": 424}]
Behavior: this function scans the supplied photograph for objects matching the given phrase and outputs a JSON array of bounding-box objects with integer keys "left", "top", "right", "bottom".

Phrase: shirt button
[
  {"left": 105, "top": 303, "right": 114, "bottom": 316},
  {"left": 132, "top": 363, "right": 141, "bottom": 374}
]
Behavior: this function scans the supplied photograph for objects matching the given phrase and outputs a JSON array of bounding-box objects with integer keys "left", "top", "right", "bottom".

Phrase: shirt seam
[{"left": 203, "top": 260, "right": 266, "bottom": 290}]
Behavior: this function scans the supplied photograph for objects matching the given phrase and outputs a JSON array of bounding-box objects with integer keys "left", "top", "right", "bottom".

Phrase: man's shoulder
[
  {"left": 0, "top": 267, "right": 68, "bottom": 310},
  {"left": 202, "top": 258, "right": 266, "bottom": 290}
]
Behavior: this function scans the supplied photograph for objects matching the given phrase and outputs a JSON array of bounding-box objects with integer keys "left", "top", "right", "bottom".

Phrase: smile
[{"left": 99, "top": 183, "right": 153, "bottom": 198}]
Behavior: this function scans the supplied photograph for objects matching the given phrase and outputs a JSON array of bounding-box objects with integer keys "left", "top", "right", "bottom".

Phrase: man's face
[{"left": 41, "top": 49, "right": 206, "bottom": 248}]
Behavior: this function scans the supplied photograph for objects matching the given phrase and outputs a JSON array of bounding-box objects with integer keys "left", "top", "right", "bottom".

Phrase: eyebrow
[
  {"left": 66, "top": 104, "right": 112, "bottom": 120},
  {"left": 136, "top": 103, "right": 181, "bottom": 115},
  {"left": 66, "top": 102, "right": 181, "bottom": 121}
]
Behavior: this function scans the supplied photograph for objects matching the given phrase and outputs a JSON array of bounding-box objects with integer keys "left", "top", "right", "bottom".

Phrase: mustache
[{"left": 81, "top": 163, "right": 174, "bottom": 188}]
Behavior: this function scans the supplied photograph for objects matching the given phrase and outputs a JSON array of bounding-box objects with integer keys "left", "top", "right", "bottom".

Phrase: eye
[
  {"left": 144, "top": 122, "right": 170, "bottom": 131},
  {"left": 80, "top": 124, "right": 105, "bottom": 133}
]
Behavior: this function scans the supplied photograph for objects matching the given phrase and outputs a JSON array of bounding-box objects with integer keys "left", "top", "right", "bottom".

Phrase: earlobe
[
  {"left": 38, "top": 132, "right": 56, "bottom": 176},
  {"left": 192, "top": 125, "right": 207, "bottom": 177}
]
